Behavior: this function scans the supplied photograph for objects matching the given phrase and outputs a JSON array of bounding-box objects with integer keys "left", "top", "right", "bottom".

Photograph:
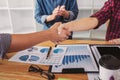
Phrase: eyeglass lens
[{"left": 28, "top": 65, "right": 55, "bottom": 80}]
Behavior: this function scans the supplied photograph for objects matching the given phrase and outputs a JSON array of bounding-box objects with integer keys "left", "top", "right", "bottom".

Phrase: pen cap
[{"left": 99, "top": 55, "right": 120, "bottom": 70}]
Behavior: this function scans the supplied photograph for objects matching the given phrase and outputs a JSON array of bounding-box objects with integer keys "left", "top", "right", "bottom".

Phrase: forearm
[
  {"left": 8, "top": 30, "right": 50, "bottom": 52},
  {"left": 8, "top": 22, "right": 68, "bottom": 52},
  {"left": 109, "top": 38, "right": 120, "bottom": 44},
  {"left": 63, "top": 17, "right": 98, "bottom": 31}
]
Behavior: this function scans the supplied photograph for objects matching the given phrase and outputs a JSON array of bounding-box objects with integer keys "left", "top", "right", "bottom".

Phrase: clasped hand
[
  {"left": 49, "top": 22, "right": 71, "bottom": 44},
  {"left": 52, "top": 5, "right": 69, "bottom": 19}
]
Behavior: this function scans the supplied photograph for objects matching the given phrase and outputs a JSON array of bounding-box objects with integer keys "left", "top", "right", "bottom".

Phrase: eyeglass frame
[{"left": 28, "top": 64, "right": 55, "bottom": 80}]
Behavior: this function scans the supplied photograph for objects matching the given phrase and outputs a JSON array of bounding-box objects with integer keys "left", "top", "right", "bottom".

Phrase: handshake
[{"left": 48, "top": 22, "right": 71, "bottom": 44}]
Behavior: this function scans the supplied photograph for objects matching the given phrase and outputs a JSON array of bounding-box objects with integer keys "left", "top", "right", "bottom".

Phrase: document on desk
[
  {"left": 9, "top": 46, "right": 67, "bottom": 65},
  {"left": 50, "top": 44, "right": 98, "bottom": 73}
]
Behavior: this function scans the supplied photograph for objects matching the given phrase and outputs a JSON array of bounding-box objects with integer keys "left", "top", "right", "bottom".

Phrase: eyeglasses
[{"left": 28, "top": 64, "right": 55, "bottom": 80}]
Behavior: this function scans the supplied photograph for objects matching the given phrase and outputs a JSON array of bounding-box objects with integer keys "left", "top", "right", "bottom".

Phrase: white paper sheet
[
  {"left": 51, "top": 44, "right": 98, "bottom": 73},
  {"left": 9, "top": 46, "right": 67, "bottom": 65}
]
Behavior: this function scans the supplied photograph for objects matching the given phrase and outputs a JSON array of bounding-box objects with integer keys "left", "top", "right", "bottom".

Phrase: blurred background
[{"left": 0, "top": 0, "right": 107, "bottom": 40}]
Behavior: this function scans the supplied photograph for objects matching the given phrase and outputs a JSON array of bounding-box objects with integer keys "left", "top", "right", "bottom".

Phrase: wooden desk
[{"left": 0, "top": 40, "right": 111, "bottom": 80}]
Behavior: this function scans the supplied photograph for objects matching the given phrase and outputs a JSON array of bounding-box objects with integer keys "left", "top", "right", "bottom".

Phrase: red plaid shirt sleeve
[
  {"left": 91, "top": 0, "right": 113, "bottom": 29},
  {"left": 90, "top": 0, "right": 120, "bottom": 40}
]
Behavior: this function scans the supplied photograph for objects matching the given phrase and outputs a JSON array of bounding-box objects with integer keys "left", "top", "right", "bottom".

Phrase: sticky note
[{"left": 58, "top": 78, "right": 71, "bottom": 80}]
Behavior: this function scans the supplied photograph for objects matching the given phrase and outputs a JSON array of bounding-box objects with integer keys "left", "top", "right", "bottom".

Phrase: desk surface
[{"left": 0, "top": 40, "right": 111, "bottom": 80}]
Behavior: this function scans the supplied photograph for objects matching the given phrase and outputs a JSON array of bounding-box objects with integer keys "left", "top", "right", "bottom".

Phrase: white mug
[
  {"left": 99, "top": 65, "right": 120, "bottom": 80},
  {"left": 99, "top": 55, "right": 120, "bottom": 80}
]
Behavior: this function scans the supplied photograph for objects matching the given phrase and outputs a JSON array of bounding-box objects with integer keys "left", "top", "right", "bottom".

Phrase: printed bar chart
[{"left": 51, "top": 44, "right": 98, "bottom": 73}]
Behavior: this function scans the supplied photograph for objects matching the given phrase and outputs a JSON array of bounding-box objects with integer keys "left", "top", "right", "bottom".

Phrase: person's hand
[
  {"left": 48, "top": 5, "right": 60, "bottom": 21},
  {"left": 57, "top": 5, "right": 65, "bottom": 16},
  {"left": 57, "top": 24, "right": 71, "bottom": 40},
  {"left": 58, "top": 23, "right": 70, "bottom": 35},
  {"left": 48, "top": 22, "right": 70, "bottom": 43},
  {"left": 52, "top": 6, "right": 60, "bottom": 15},
  {"left": 108, "top": 38, "right": 120, "bottom": 44},
  {"left": 58, "top": 5, "right": 70, "bottom": 18},
  {"left": 46, "top": 14, "right": 57, "bottom": 22},
  {"left": 46, "top": 6, "right": 60, "bottom": 22}
]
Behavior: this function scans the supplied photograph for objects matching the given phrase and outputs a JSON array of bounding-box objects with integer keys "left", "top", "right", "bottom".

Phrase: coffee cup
[{"left": 99, "top": 55, "right": 120, "bottom": 80}]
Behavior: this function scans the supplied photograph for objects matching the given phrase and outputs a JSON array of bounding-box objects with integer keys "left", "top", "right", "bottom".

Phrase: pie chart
[
  {"left": 40, "top": 48, "right": 49, "bottom": 53},
  {"left": 53, "top": 48, "right": 64, "bottom": 54},
  {"left": 19, "top": 55, "right": 29, "bottom": 61}
]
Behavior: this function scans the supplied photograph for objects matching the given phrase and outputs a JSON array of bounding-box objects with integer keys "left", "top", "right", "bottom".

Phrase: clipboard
[
  {"left": 49, "top": 44, "right": 120, "bottom": 74},
  {"left": 49, "top": 44, "right": 99, "bottom": 73},
  {"left": 49, "top": 66, "right": 85, "bottom": 73}
]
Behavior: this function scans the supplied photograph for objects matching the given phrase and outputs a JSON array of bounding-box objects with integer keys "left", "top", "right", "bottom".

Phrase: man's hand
[
  {"left": 46, "top": 6, "right": 60, "bottom": 22},
  {"left": 58, "top": 5, "right": 70, "bottom": 19},
  {"left": 46, "top": 5, "right": 70, "bottom": 22},
  {"left": 53, "top": 6, "right": 60, "bottom": 15},
  {"left": 46, "top": 14, "right": 57, "bottom": 22},
  {"left": 109, "top": 38, "right": 120, "bottom": 44},
  {"left": 48, "top": 22, "right": 71, "bottom": 43},
  {"left": 58, "top": 23, "right": 70, "bottom": 35},
  {"left": 57, "top": 24, "right": 71, "bottom": 40}
]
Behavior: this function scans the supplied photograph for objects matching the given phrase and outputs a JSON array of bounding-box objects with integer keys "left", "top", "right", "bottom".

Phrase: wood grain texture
[{"left": 0, "top": 40, "right": 111, "bottom": 80}]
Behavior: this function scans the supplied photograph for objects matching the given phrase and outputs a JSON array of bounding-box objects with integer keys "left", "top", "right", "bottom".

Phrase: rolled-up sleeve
[
  {"left": 65, "top": 0, "right": 78, "bottom": 21},
  {"left": 0, "top": 34, "right": 11, "bottom": 59},
  {"left": 90, "top": 0, "right": 112, "bottom": 29},
  {"left": 64, "top": 11, "right": 75, "bottom": 21},
  {"left": 35, "top": 0, "right": 48, "bottom": 25}
]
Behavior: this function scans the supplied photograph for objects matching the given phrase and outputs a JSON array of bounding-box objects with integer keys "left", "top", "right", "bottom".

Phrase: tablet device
[
  {"left": 96, "top": 46, "right": 120, "bottom": 59},
  {"left": 91, "top": 45, "right": 120, "bottom": 65}
]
